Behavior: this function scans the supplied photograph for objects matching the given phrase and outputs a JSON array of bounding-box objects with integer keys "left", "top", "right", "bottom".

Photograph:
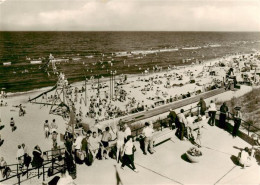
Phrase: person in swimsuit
[{"left": 101, "top": 127, "right": 112, "bottom": 159}]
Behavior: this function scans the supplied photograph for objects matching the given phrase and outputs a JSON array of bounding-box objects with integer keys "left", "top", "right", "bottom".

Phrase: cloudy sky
[{"left": 0, "top": 0, "right": 260, "bottom": 31}]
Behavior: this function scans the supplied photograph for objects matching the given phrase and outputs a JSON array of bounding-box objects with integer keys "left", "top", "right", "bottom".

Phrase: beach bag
[{"left": 76, "top": 150, "right": 85, "bottom": 161}]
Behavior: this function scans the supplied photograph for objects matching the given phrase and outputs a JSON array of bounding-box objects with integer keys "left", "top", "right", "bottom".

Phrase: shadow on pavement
[{"left": 181, "top": 153, "right": 191, "bottom": 163}]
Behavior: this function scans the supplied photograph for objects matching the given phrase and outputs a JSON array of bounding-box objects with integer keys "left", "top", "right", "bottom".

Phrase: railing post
[
  {"left": 43, "top": 164, "right": 45, "bottom": 181},
  {"left": 27, "top": 166, "right": 29, "bottom": 179},
  {"left": 18, "top": 174, "right": 20, "bottom": 185},
  {"left": 16, "top": 164, "right": 19, "bottom": 178},
  {"left": 52, "top": 159, "right": 54, "bottom": 172}
]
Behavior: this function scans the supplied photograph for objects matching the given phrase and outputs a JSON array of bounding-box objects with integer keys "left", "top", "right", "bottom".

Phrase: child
[
  {"left": 195, "top": 126, "right": 202, "bottom": 148},
  {"left": 19, "top": 104, "right": 26, "bottom": 117},
  {"left": 44, "top": 120, "right": 50, "bottom": 138},
  {"left": 50, "top": 119, "right": 58, "bottom": 134},
  {"left": 10, "top": 117, "right": 16, "bottom": 132}
]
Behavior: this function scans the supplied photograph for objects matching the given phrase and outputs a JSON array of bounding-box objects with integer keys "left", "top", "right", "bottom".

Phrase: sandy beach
[{"left": 1, "top": 51, "right": 259, "bottom": 167}]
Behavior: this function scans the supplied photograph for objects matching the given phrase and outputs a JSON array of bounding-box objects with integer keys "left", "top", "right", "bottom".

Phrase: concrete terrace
[
  {"left": 0, "top": 84, "right": 256, "bottom": 184},
  {"left": 73, "top": 123, "right": 260, "bottom": 185}
]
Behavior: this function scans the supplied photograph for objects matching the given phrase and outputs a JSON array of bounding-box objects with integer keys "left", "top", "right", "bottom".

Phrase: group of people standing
[
  {"left": 196, "top": 97, "right": 243, "bottom": 138},
  {"left": 169, "top": 97, "right": 243, "bottom": 148},
  {"left": 64, "top": 120, "right": 157, "bottom": 173}
]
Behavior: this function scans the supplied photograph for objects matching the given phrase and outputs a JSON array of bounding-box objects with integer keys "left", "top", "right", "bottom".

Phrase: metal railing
[
  {"left": 0, "top": 148, "right": 66, "bottom": 185},
  {"left": 130, "top": 105, "right": 199, "bottom": 137},
  {"left": 130, "top": 105, "right": 260, "bottom": 139}
]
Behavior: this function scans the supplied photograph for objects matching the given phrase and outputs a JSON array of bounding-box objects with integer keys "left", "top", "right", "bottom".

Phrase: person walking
[
  {"left": 10, "top": 117, "right": 16, "bottom": 132},
  {"left": 116, "top": 125, "right": 125, "bottom": 163},
  {"left": 121, "top": 136, "right": 138, "bottom": 172},
  {"left": 195, "top": 125, "right": 202, "bottom": 148},
  {"left": 219, "top": 102, "right": 229, "bottom": 129},
  {"left": 197, "top": 97, "right": 206, "bottom": 116},
  {"left": 142, "top": 122, "right": 155, "bottom": 155},
  {"left": 186, "top": 113, "right": 195, "bottom": 139},
  {"left": 232, "top": 107, "right": 242, "bottom": 137},
  {"left": 44, "top": 120, "right": 50, "bottom": 138},
  {"left": 208, "top": 100, "right": 217, "bottom": 126},
  {"left": 50, "top": 119, "right": 58, "bottom": 134}
]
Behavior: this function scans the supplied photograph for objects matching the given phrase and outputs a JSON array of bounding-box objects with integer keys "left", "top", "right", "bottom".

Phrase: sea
[{"left": 0, "top": 31, "right": 260, "bottom": 93}]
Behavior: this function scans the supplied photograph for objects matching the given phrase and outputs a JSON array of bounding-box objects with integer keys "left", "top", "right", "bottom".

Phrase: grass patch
[{"left": 218, "top": 88, "right": 260, "bottom": 131}]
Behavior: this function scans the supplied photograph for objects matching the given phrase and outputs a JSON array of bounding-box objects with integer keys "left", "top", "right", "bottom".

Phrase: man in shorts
[{"left": 101, "top": 127, "right": 112, "bottom": 159}]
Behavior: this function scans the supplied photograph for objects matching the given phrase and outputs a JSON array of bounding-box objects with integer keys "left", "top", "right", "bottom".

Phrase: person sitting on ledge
[{"left": 238, "top": 147, "right": 253, "bottom": 168}]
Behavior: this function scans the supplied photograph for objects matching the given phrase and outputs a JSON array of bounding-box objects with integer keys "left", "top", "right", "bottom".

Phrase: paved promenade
[{"left": 74, "top": 122, "right": 259, "bottom": 185}]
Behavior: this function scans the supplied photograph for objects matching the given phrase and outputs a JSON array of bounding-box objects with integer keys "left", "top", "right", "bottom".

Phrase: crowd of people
[
  {"left": 168, "top": 97, "right": 243, "bottom": 148},
  {"left": 1, "top": 53, "right": 260, "bottom": 184},
  {"left": 0, "top": 94, "right": 254, "bottom": 184},
  {"left": 66, "top": 122, "right": 141, "bottom": 172}
]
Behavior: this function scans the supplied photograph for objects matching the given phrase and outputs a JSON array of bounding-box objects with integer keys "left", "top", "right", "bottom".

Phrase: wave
[{"left": 182, "top": 46, "right": 201, "bottom": 50}]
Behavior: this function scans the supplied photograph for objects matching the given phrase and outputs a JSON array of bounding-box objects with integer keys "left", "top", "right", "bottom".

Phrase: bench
[{"left": 153, "top": 128, "right": 174, "bottom": 147}]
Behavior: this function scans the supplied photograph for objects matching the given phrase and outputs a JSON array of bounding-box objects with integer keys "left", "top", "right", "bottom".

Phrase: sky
[{"left": 0, "top": 0, "right": 260, "bottom": 31}]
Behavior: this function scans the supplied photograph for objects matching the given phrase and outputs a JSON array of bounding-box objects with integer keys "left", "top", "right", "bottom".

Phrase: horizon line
[{"left": 0, "top": 30, "right": 260, "bottom": 33}]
